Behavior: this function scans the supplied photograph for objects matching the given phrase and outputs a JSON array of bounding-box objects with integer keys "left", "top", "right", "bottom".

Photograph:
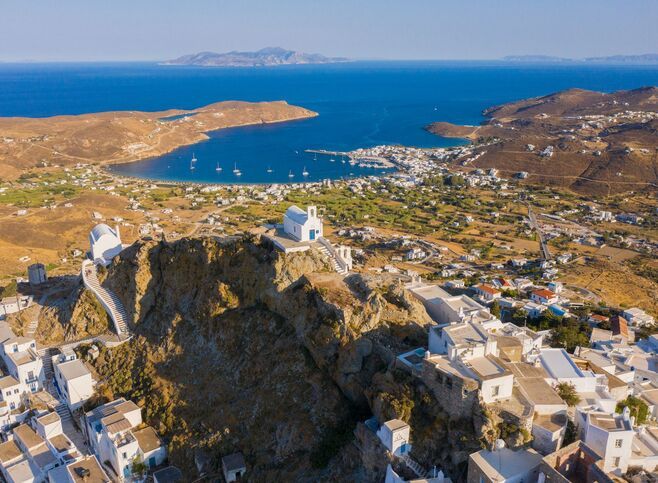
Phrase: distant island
[
  {"left": 503, "top": 54, "right": 658, "bottom": 64},
  {"left": 162, "top": 47, "right": 349, "bottom": 67}
]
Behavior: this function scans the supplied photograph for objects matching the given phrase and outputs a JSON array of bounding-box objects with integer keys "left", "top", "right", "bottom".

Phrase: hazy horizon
[{"left": 1, "top": 0, "right": 657, "bottom": 62}]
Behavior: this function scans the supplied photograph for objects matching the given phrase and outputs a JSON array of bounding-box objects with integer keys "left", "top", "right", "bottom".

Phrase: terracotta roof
[
  {"left": 477, "top": 284, "right": 500, "bottom": 295},
  {"left": 533, "top": 289, "right": 556, "bottom": 299},
  {"left": 589, "top": 314, "right": 609, "bottom": 322}
]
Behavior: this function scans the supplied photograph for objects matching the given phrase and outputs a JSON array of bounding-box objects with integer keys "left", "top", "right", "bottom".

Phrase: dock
[{"left": 305, "top": 149, "right": 351, "bottom": 157}]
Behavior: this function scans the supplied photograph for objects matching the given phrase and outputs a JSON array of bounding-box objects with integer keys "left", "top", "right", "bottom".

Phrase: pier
[{"left": 304, "top": 149, "right": 351, "bottom": 157}]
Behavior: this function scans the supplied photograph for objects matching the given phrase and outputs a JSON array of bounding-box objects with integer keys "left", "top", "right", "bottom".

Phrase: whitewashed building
[
  {"left": 85, "top": 398, "right": 166, "bottom": 481},
  {"left": 89, "top": 224, "right": 123, "bottom": 266},
  {"left": 0, "top": 336, "right": 44, "bottom": 393},
  {"left": 54, "top": 358, "right": 95, "bottom": 411},
  {"left": 376, "top": 419, "right": 411, "bottom": 456},
  {"left": 283, "top": 205, "right": 323, "bottom": 242},
  {"left": 583, "top": 409, "right": 634, "bottom": 474}
]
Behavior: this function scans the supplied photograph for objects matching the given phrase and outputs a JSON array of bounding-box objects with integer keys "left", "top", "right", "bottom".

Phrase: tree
[
  {"left": 562, "top": 420, "right": 578, "bottom": 447},
  {"left": 131, "top": 457, "right": 147, "bottom": 479},
  {"left": 490, "top": 300, "right": 501, "bottom": 318},
  {"left": 616, "top": 396, "right": 649, "bottom": 425},
  {"left": 556, "top": 382, "right": 581, "bottom": 406}
]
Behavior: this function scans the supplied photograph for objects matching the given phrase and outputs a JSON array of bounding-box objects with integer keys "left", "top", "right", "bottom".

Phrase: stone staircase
[
  {"left": 37, "top": 347, "right": 73, "bottom": 423},
  {"left": 38, "top": 347, "right": 54, "bottom": 381},
  {"left": 54, "top": 401, "right": 73, "bottom": 423},
  {"left": 316, "top": 239, "right": 348, "bottom": 275},
  {"left": 81, "top": 260, "right": 130, "bottom": 339},
  {"left": 401, "top": 454, "right": 429, "bottom": 479}
]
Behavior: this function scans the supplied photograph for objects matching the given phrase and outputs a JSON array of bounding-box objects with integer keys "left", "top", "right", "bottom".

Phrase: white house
[
  {"left": 468, "top": 446, "right": 543, "bottom": 483},
  {"left": 583, "top": 409, "right": 634, "bottom": 474},
  {"left": 54, "top": 359, "right": 95, "bottom": 411},
  {"left": 0, "top": 375, "right": 23, "bottom": 413},
  {"left": 622, "top": 308, "right": 655, "bottom": 327},
  {"left": 283, "top": 205, "right": 323, "bottom": 242},
  {"left": 89, "top": 224, "right": 123, "bottom": 266},
  {"left": 473, "top": 284, "right": 502, "bottom": 303},
  {"left": 133, "top": 427, "right": 167, "bottom": 470},
  {"left": 47, "top": 455, "right": 110, "bottom": 483},
  {"left": 85, "top": 398, "right": 166, "bottom": 481},
  {"left": 221, "top": 452, "right": 247, "bottom": 483},
  {"left": 376, "top": 419, "right": 411, "bottom": 456},
  {"left": 1, "top": 336, "right": 44, "bottom": 393},
  {"left": 531, "top": 289, "right": 558, "bottom": 306}
]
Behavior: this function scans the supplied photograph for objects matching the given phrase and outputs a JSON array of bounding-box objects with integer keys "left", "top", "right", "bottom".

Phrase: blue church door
[{"left": 309, "top": 229, "right": 316, "bottom": 240}]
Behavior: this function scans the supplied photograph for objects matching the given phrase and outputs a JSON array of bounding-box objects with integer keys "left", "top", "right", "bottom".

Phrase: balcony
[{"left": 113, "top": 430, "right": 136, "bottom": 449}]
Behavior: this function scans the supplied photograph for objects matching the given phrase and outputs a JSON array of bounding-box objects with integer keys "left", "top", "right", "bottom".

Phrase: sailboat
[
  {"left": 288, "top": 170, "right": 294, "bottom": 178},
  {"left": 302, "top": 166, "right": 309, "bottom": 177},
  {"left": 215, "top": 161, "right": 222, "bottom": 172},
  {"left": 190, "top": 152, "right": 197, "bottom": 170},
  {"left": 314, "top": 153, "right": 318, "bottom": 162},
  {"left": 232, "top": 162, "right": 240, "bottom": 174}
]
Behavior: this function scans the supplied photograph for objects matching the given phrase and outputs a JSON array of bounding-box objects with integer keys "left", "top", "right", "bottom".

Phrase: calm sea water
[{"left": 1, "top": 61, "right": 657, "bottom": 184}]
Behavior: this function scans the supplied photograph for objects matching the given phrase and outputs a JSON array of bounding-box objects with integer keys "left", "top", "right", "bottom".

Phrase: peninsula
[
  {"left": 0, "top": 100, "right": 317, "bottom": 179},
  {"left": 163, "top": 46, "right": 348, "bottom": 67},
  {"left": 427, "top": 87, "right": 658, "bottom": 195}
]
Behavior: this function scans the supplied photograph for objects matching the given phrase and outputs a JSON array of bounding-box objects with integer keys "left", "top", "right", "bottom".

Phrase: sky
[{"left": 1, "top": 0, "right": 657, "bottom": 62}]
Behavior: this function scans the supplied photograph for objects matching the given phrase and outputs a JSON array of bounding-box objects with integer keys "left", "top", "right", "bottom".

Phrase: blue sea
[{"left": 1, "top": 61, "right": 657, "bottom": 184}]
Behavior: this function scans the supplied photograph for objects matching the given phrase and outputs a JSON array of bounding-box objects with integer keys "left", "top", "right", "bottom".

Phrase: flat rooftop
[
  {"left": 540, "top": 349, "right": 582, "bottom": 379},
  {"left": 409, "top": 284, "right": 451, "bottom": 302},
  {"left": 505, "top": 362, "right": 548, "bottom": 379},
  {"left": 589, "top": 413, "right": 631, "bottom": 431},
  {"left": 67, "top": 455, "right": 110, "bottom": 483},
  {"left": 444, "top": 322, "right": 487, "bottom": 347},
  {"left": 470, "top": 448, "right": 543, "bottom": 480},
  {"left": 0, "top": 440, "right": 22, "bottom": 464},
  {"left": 442, "top": 295, "right": 485, "bottom": 314},
  {"left": 14, "top": 424, "right": 44, "bottom": 450},
  {"left": 467, "top": 356, "right": 507, "bottom": 378},
  {"left": 535, "top": 413, "right": 568, "bottom": 432},
  {"left": 57, "top": 359, "right": 91, "bottom": 380},
  {"left": 517, "top": 377, "right": 565, "bottom": 406}
]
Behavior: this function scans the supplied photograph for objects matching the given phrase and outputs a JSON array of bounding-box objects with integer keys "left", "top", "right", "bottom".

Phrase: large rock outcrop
[{"left": 85, "top": 235, "right": 490, "bottom": 481}]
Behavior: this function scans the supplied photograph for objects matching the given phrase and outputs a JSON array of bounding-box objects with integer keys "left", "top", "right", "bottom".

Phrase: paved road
[{"left": 527, "top": 205, "right": 551, "bottom": 261}]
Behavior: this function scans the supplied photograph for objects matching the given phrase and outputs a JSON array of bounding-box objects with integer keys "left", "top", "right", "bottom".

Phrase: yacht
[
  {"left": 266, "top": 166, "right": 273, "bottom": 173},
  {"left": 232, "top": 162, "right": 240, "bottom": 174},
  {"left": 288, "top": 170, "right": 294, "bottom": 178},
  {"left": 302, "top": 166, "right": 309, "bottom": 177},
  {"left": 191, "top": 152, "right": 197, "bottom": 164},
  {"left": 235, "top": 170, "right": 242, "bottom": 177},
  {"left": 329, "top": 158, "right": 335, "bottom": 163},
  {"left": 215, "top": 162, "right": 222, "bottom": 172}
]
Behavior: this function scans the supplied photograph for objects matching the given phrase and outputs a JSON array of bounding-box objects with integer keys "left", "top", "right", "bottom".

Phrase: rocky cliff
[{"left": 85, "top": 235, "right": 497, "bottom": 481}]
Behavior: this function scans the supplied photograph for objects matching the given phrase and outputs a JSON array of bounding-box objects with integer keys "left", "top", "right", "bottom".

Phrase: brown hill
[
  {"left": 0, "top": 101, "right": 317, "bottom": 179},
  {"left": 427, "top": 87, "right": 658, "bottom": 195}
]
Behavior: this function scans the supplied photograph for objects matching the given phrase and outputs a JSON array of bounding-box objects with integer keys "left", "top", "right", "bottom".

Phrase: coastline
[
  {"left": 0, "top": 101, "right": 318, "bottom": 178},
  {"left": 104, "top": 111, "right": 320, "bottom": 168}
]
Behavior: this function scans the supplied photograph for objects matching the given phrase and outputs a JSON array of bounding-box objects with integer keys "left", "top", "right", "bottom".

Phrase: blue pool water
[{"left": 1, "top": 61, "right": 657, "bottom": 184}]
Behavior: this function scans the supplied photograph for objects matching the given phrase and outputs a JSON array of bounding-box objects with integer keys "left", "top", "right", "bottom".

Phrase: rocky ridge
[{"left": 78, "top": 235, "right": 506, "bottom": 481}]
